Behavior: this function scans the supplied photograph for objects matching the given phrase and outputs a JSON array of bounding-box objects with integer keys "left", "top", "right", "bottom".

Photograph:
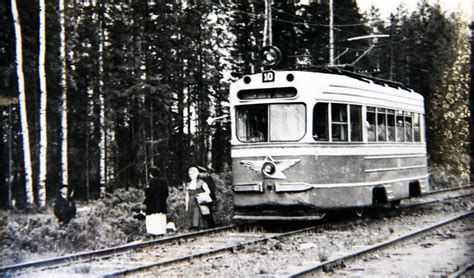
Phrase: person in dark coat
[
  {"left": 54, "top": 185, "right": 76, "bottom": 225},
  {"left": 197, "top": 166, "right": 216, "bottom": 227},
  {"left": 144, "top": 167, "right": 169, "bottom": 235}
]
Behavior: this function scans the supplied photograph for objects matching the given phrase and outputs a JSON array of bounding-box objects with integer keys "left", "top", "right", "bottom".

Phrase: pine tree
[
  {"left": 228, "top": 0, "right": 262, "bottom": 78},
  {"left": 378, "top": 3, "right": 470, "bottom": 184},
  {"left": 270, "top": 1, "right": 302, "bottom": 69},
  {"left": 67, "top": 0, "right": 101, "bottom": 199},
  {"left": 298, "top": 1, "right": 330, "bottom": 67}
]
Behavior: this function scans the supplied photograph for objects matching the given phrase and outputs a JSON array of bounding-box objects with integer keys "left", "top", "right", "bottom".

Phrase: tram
[{"left": 229, "top": 49, "right": 429, "bottom": 220}]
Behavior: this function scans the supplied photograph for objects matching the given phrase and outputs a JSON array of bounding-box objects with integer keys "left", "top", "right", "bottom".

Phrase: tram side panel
[
  {"left": 232, "top": 151, "right": 370, "bottom": 210},
  {"left": 364, "top": 153, "right": 429, "bottom": 202},
  {"left": 232, "top": 151, "right": 428, "bottom": 212}
]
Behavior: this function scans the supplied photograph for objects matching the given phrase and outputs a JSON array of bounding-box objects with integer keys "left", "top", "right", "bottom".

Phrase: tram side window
[
  {"left": 405, "top": 112, "right": 413, "bottom": 142},
  {"left": 377, "top": 108, "right": 387, "bottom": 142},
  {"left": 236, "top": 105, "right": 268, "bottom": 142},
  {"left": 313, "top": 103, "right": 329, "bottom": 141},
  {"left": 331, "top": 103, "right": 348, "bottom": 141},
  {"left": 387, "top": 109, "right": 395, "bottom": 142},
  {"left": 396, "top": 110, "right": 404, "bottom": 142},
  {"left": 413, "top": 113, "right": 421, "bottom": 142},
  {"left": 366, "top": 107, "right": 376, "bottom": 142},
  {"left": 350, "top": 105, "right": 362, "bottom": 142}
]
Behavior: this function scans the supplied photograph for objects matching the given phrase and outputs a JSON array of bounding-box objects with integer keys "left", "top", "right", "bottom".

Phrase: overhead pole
[
  {"left": 268, "top": 0, "right": 272, "bottom": 46},
  {"left": 264, "top": 0, "right": 273, "bottom": 47},
  {"left": 329, "top": 0, "right": 334, "bottom": 66}
]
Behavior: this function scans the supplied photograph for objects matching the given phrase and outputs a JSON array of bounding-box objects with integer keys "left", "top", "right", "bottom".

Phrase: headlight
[
  {"left": 260, "top": 46, "right": 281, "bottom": 68},
  {"left": 262, "top": 162, "right": 276, "bottom": 176}
]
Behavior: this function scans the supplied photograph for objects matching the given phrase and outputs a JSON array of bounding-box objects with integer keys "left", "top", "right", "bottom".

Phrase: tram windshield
[{"left": 236, "top": 104, "right": 305, "bottom": 143}]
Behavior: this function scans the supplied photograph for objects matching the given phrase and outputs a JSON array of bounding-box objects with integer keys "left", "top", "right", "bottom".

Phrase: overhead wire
[
  {"left": 228, "top": 7, "right": 344, "bottom": 32},
  {"left": 248, "top": 1, "right": 383, "bottom": 27},
  {"left": 270, "top": 6, "right": 382, "bottom": 27},
  {"left": 211, "top": 2, "right": 405, "bottom": 60},
  {"left": 224, "top": 7, "right": 384, "bottom": 39},
  {"left": 216, "top": 3, "right": 366, "bottom": 28}
]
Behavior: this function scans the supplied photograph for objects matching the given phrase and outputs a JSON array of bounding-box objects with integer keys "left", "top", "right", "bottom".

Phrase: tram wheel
[
  {"left": 354, "top": 207, "right": 364, "bottom": 217},
  {"left": 391, "top": 200, "right": 401, "bottom": 209}
]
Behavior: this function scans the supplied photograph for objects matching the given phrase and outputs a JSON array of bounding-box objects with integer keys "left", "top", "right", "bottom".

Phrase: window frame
[
  {"left": 312, "top": 102, "right": 330, "bottom": 141},
  {"left": 330, "top": 103, "right": 349, "bottom": 142},
  {"left": 413, "top": 113, "right": 421, "bottom": 142},
  {"left": 376, "top": 107, "right": 387, "bottom": 142},
  {"left": 313, "top": 102, "right": 363, "bottom": 143},
  {"left": 235, "top": 103, "right": 307, "bottom": 143}
]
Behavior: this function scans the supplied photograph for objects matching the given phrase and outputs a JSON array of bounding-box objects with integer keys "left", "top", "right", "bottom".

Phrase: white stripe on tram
[
  {"left": 231, "top": 145, "right": 426, "bottom": 158},
  {"left": 310, "top": 174, "right": 430, "bottom": 188}
]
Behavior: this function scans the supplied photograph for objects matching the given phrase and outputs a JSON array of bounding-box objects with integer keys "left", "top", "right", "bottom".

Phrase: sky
[{"left": 356, "top": 0, "right": 472, "bottom": 21}]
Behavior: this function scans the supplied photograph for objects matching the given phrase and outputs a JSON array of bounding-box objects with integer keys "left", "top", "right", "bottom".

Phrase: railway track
[
  {"left": 382, "top": 185, "right": 473, "bottom": 210},
  {"left": 1, "top": 186, "right": 471, "bottom": 277},
  {"left": 0, "top": 224, "right": 239, "bottom": 276},
  {"left": 288, "top": 210, "right": 473, "bottom": 277},
  {"left": 4, "top": 220, "right": 326, "bottom": 277},
  {"left": 411, "top": 185, "right": 473, "bottom": 203}
]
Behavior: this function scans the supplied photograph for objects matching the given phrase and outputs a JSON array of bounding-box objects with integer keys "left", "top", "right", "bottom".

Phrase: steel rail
[
  {"left": 448, "top": 263, "right": 474, "bottom": 278},
  {"left": 105, "top": 224, "right": 324, "bottom": 277},
  {"left": 401, "top": 192, "right": 473, "bottom": 209},
  {"left": 427, "top": 185, "right": 473, "bottom": 195},
  {"left": 288, "top": 211, "right": 474, "bottom": 277},
  {"left": 0, "top": 224, "right": 239, "bottom": 274}
]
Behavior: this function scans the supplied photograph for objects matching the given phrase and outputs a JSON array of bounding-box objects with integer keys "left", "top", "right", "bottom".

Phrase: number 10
[{"left": 262, "top": 71, "right": 275, "bottom": 83}]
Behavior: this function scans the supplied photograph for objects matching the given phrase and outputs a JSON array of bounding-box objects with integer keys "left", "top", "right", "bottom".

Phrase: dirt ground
[
  {"left": 149, "top": 195, "right": 473, "bottom": 277},
  {"left": 329, "top": 217, "right": 474, "bottom": 277}
]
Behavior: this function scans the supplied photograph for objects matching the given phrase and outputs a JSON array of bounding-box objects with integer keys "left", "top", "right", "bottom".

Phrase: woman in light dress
[{"left": 185, "top": 167, "right": 211, "bottom": 230}]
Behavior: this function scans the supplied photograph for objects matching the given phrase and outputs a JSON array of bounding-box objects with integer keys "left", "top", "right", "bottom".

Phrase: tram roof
[
  {"left": 301, "top": 67, "right": 413, "bottom": 91},
  {"left": 231, "top": 67, "right": 423, "bottom": 99}
]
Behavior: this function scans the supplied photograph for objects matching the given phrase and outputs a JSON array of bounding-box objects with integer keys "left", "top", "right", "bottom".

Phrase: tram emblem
[{"left": 240, "top": 156, "right": 300, "bottom": 179}]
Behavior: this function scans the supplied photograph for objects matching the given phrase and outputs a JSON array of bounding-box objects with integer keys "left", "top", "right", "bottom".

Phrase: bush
[{"left": 429, "top": 162, "right": 470, "bottom": 190}]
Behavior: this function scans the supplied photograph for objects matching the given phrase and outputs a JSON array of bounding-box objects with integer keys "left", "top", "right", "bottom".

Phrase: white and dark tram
[{"left": 229, "top": 65, "right": 429, "bottom": 220}]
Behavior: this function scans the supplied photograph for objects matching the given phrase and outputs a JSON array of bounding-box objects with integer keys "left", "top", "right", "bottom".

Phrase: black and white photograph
[{"left": 0, "top": 0, "right": 472, "bottom": 276}]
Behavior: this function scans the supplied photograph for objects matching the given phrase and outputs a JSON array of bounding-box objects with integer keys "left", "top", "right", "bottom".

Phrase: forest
[{"left": 0, "top": 0, "right": 470, "bottom": 209}]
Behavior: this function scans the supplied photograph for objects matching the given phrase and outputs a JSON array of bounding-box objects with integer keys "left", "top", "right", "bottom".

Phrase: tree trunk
[
  {"left": 470, "top": 21, "right": 474, "bottom": 183},
  {"left": 59, "top": 0, "right": 69, "bottom": 189},
  {"left": 7, "top": 106, "right": 13, "bottom": 208},
  {"left": 11, "top": 0, "right": 34, "bottom": 207},
  {"left": 98, "top": 0, "right": 106, "bottom": 197},
  {"left": 99, "top": 91, "right": 106, "bottom": 197},
  {"left": 38, "top": 0, "right": 47, "bottom": 207}
]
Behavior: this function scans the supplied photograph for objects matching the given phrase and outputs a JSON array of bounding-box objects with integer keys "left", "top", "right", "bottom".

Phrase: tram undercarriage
[{"left": 232, "top": 177, "right": 429, "bottom": 221}]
